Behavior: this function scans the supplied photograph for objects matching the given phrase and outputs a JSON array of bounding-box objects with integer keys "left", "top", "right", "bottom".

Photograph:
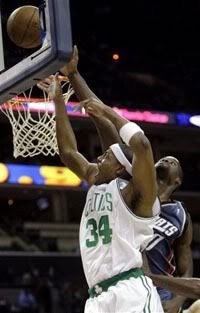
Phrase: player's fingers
[
  {"left": 37, "top": 83, "right": 48, "bottom": 91},
  {"left": 80, "top": 97, "right": 98, "bottom": 107},
  {"left": 55, "top": 72, "right": 59, "bottom": 79},
  {"left": 74, "top": 45, "right": 78, "bottom": 56},
  {"left": 72, "top": 103, "right": 82, "bottom": 112},
  {"left": 37, "top": 78, "right": 50, "bottom": 85},
  {"left": 74, "top": 101, "right": 87, "bottom": 112},
  {"left": 58, "top": 75, "right": 68, "bottom": 82},
  {"left": 47, "top": 75, "right": 54, "bottom": 81},
  {"left": 41, "top": 80, "right": 51, "bottom": 86},
  {"left": 36, "top": 84, "right": 43, "bottom": 90},
  {"left": 38, "top": 82, "right": 50, "bottom": 90},
  {"left": 54, "top": 73, "right": 62, "bottom": 86}
]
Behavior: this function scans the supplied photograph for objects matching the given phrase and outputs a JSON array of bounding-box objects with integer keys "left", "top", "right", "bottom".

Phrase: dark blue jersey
[{"left": 146, "top": 200, "right": 188, "bottom": 300}]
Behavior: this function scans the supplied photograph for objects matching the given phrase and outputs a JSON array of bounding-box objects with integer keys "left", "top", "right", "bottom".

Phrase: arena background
[{"left": 0, "top": 1, "right": 200, "bottom": 312}]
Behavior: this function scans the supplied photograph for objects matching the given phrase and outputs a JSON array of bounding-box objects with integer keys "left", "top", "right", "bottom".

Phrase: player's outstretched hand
[
  {"left": 37, "top": 74, "right": 63, "bottom": 100},
  {"left": 37, "top": 75, "right": 67, "bottom": 95},
  {"left": 60, "top": 45, "right": 79, "bottom": 76},
  {"left": 78, "top": 97, "right": 106, "bottom": 118}
]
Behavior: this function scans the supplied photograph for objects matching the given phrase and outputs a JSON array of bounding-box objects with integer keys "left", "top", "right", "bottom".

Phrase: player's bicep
[{"left": 61, "top": 150, "right": 97, "bottom": 183}]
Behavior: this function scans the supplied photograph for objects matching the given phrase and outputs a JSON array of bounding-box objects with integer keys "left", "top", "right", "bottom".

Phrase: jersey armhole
[
  {"left": 178, "top": 202, "right": 189, "bottom": 237},
  {"left": 116, "top": 178, "right": 160, "bottom": 220}
]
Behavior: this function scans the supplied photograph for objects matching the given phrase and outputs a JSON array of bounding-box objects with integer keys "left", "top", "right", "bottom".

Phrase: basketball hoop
[{"left": 0, "top": 81, "right": 74, "bottom": 158}]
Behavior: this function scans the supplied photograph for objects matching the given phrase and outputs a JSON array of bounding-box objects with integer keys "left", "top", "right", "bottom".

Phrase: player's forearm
[
  {"left": 177, "top": 253, "right": 193, "bottom": 278},
  {"left": 150, "top": 274, "right": 200, "bottom": 299},
  {"left": 68, "top": 71, "right": 99, "bottom": 102},
  {"left": 67, "top": 71, "right": 130, "bottom": 136},
  {"left": 66, "top": 72, "right": 122, "bottom": 149},
  {"left": 172, "top": 263, "right": 194, "bottom": 306},
  {"left": 92, "top": 116, "right": 121, "bottom": 152},
  {"left": 102, "top": 105, "right": 129, "bottom": 130},
  {"left": 54, "top": 94, "right": 78, "bottom": 157},
  {"left": 102, "top": 106, "right": 147, "bottom": 144},
  {"left": 174, "top": 245, "right": 193, "bottom": 304}
]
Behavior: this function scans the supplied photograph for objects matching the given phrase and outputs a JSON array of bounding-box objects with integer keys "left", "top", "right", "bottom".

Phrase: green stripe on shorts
[{"left": 140, "top": 275, "right": 151, "bottom": 313}]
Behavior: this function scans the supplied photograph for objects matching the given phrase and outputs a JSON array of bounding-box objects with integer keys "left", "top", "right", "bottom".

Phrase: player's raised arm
[
  {"left": 82, "top": 98, "right": 121, "bottom": 152},
  {"left": 60, "top": 46, "right": 121, "bottom": 152},
  {"left": 91, "top": 113, "right": 121, "bottom": 152},
  {"left": 39, "top": 74, "right": 97, "bottom": 184},
  {"left": 60, "top": 45, "right": 100, "bottom": 102},
  {"left": 83, "top": 98, "right": 157, "bottom": 218}
]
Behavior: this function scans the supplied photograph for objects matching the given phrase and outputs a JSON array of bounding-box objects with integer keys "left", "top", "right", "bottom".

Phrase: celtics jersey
[{"left": 79, "top": 178, "right": 160, "bottom": 288}]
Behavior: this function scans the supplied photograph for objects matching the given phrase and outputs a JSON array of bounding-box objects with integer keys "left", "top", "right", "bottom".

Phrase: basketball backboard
[
  {"left": 0, "top": 8, "right": 4, "bottom": 72},
  {"left": 0, "top": 0, "right": 73, "bottom": 104}
]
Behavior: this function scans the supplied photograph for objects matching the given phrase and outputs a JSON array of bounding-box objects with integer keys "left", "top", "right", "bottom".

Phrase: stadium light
[{"left": 189, "top": 115, "right": 200, "bottom": 127}]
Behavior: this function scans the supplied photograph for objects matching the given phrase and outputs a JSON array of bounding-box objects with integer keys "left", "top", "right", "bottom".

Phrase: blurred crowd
[{"left": 0, "top": 266, "right": 87, "bottom": 313}]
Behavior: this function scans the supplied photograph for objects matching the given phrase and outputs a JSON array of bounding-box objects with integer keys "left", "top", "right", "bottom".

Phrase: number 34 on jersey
[{"left": 84, "top": 192, "right": 113, "bottom": 248}]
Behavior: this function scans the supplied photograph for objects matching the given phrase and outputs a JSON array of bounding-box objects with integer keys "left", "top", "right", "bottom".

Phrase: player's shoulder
[
  {"left": 161, "top": 199, "right": 187, "bottom": 213},
  {"left": 161, "top": 199, "right": 189, "bottom": 229},
  {"left": 171, "top": 199, "right": 190, "bottom": 218},
  {"left": 171, "top": 199, "right": 191, "bottom": 237}
]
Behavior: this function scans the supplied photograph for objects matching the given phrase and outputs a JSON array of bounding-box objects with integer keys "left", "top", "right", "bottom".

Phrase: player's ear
[
  {"left": 174, "top": 176, "right": 181, "bottom": 187},
  {"left": 116, "top": 165, "right": 125, "bottom": 177}
]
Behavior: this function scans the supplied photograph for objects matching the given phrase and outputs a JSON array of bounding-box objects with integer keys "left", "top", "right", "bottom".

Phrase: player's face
[
  {"left": 95, "top": 148, "right": 122, "bottom": 184},
  {"left": 155, "top": 156, "right": 181, "bottom": 185}
]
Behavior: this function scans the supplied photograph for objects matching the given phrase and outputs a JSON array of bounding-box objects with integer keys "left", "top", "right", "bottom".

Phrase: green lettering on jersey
[
  {"left": 85, "top": 199, "right": 92, "bottom": 217},
  {"left": 105, "top": 193, "right": 112, "bottom": 211},
  {"left": 98, "top": 215, "right": 112, "bottom": 244},
  {"left": 86, "top": 218, "right": 98, "bottom": 247},
  {"left": 85, "top": 192, "right": 113, "bottom": 216},
  {"left": 86, "top": 215, "right": 112, "bottom": 248}
]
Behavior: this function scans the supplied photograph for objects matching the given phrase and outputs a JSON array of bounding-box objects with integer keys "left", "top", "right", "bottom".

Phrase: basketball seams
[
  {"left": 7, "top": 6, "right": 41, "bottom": 49},
  {"left": 20, "top": 8, "right": 37, "bottom": 47}
]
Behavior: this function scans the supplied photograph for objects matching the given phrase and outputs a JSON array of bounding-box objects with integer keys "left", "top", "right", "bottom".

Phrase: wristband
[{"left": 119, "top": 122, "right": 144, "bottom": 146}]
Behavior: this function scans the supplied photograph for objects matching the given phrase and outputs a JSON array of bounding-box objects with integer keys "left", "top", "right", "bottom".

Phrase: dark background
[{"left": 1, "top": 0, "right": 200, "bottom": 113}]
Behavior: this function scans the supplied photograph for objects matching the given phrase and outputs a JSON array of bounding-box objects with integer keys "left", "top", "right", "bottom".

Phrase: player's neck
[{"left": 157, "top": 183, "right": 173, "bottom": 203}]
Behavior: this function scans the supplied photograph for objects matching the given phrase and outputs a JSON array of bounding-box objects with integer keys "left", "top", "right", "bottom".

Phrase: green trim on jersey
[
  {"left": 88, "top": 268, "right": 144, "bottom": 298},
  {"left": 116, "top": 178, "right": 160, "bottom": 220}
]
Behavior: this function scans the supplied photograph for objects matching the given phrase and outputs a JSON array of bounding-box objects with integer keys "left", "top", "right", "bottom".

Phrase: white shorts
[
  {"left": 183, "top": 300, "right": 200, "bottom": 313},
  {"left": 85, "top": 275, "right": 164, "bottom": 313}
]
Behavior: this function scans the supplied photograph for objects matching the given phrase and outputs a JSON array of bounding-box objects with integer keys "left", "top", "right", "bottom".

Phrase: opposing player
[
  {"left": 145, "top": 157, "right": 193, "bottom": 312},
  {"left": 39, "top": 73, "right": 164, "bottom": 312}
]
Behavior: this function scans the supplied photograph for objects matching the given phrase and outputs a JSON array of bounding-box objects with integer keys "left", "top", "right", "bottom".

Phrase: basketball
[{"left": 7, "top": 5, "right": 42, "bottom": 49}]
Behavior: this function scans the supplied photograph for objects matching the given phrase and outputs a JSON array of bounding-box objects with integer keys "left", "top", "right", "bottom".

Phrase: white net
[{"left": 0, "top": 83, "right": 74, "bottom": 158}]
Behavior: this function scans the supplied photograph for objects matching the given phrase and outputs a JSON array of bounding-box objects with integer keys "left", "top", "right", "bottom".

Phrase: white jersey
[{"left": 79, "top": 178, "right": 160, "bottom": 288}]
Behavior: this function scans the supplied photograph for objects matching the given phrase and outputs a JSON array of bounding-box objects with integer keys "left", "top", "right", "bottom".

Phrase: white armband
[{"left": 119, "top": 122, "right": 144, "bottom": 146}]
